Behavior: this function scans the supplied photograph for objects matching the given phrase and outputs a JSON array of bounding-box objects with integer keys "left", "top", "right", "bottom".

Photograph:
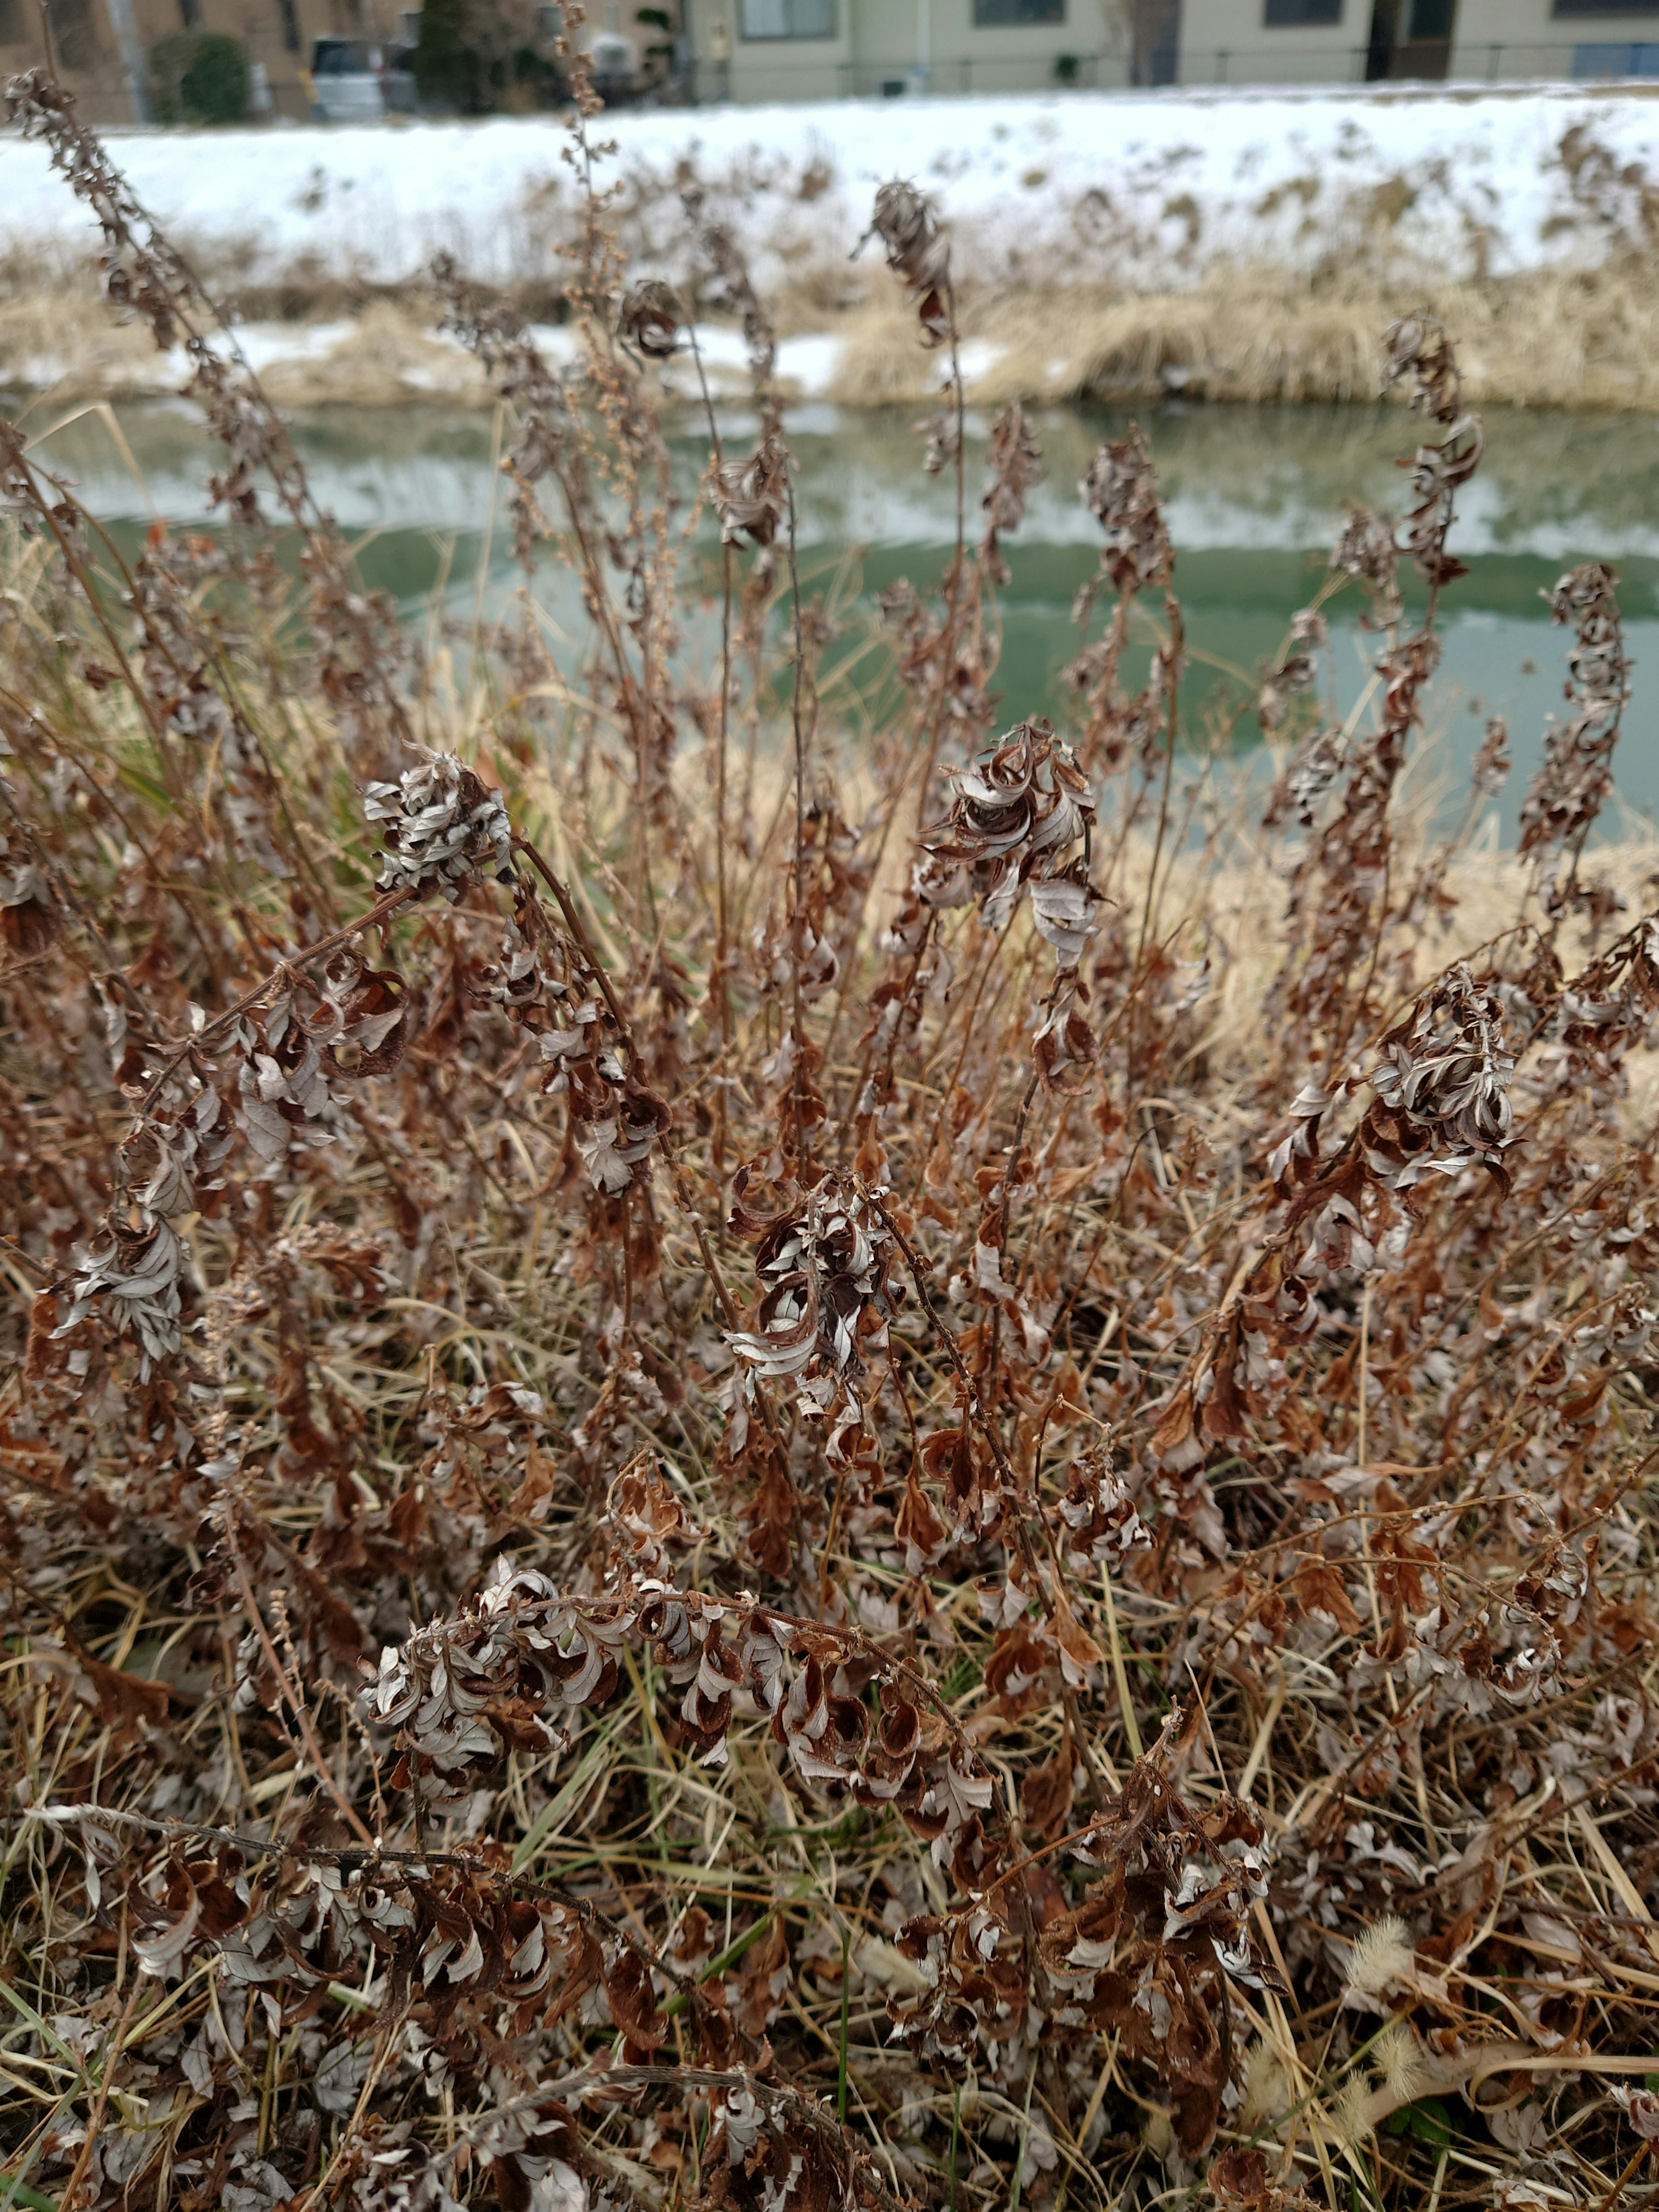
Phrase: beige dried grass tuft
[
  {"left": 1343, "top": 1914, "right": 1417, "bottom": 2001},
  {"left": 9, "top": 255, "right": 1659, "bottom": 412}
]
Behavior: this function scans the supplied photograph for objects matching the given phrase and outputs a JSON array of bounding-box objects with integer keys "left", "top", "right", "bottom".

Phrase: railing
[
  {"left": 687, "top": 34, "right": 1659, "bottom": 104},
  {"left": 1457, "top": 39, "right": 1659, "bottom": 81},
  {"left": 837, "top": 54, "right": 1132, "bottom": 97},
  {"left": 1178, "top": 44, "right": 1371, "bottom": 86}
]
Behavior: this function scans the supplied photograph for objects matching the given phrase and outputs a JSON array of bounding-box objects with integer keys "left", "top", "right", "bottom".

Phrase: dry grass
[
  {"left": 6, "top": 72, "right": 1659, "bottom": 2212},
  {"left": 11, "top": 256, "right": 1659, "bottom": 412},
  {"left": 817, "top": 258, "right": 1659, "bottom": 410}
]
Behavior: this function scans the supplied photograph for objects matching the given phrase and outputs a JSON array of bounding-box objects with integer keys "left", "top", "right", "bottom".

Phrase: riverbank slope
[{"left": 5, "top": 83, "right": 1659, "bottom": 409}]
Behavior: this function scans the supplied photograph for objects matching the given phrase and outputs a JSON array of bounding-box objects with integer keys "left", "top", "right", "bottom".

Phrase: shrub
[
  {"left": 149, "top": 29, "right": 251, "bottom": 124},
  {"left": 413, "top": 0, "right": 488, "bottom": 112},
  {"left": 3, "top": 60, "right": 1659, "bottom": 2212}
]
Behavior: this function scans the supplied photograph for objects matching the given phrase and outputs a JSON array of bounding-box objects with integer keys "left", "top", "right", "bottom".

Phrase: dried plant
[
  {"left": 1519, "top": 561, "right": 1630, "bottom": 920},
  {"left": 980, "top": 401, "right": 1044, "bottom": 585},
  {"left": 861, "top": 182, "right": 953, "bottom": 351},
  {"left": 4, "top": 87, "right": 1659, "bottom": 2212}
]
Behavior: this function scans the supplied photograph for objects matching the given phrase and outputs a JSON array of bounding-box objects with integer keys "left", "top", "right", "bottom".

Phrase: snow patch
[{"left": 2, "top": 86, "right": 1656, "bottom": 297}]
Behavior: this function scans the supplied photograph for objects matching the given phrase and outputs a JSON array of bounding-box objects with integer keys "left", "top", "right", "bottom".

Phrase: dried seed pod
[
  {"left": 1331, "top": 504, "right": 1402, "bottom": 626},
  {"left": 364, "top": 752, "right": 515, "bottom": 902},
  {"left": 617, "top": 278, "right": 683, "bottom": 360},
  {"left": 914, "top": 719, "right": 1095, "bottom": 934},
  {"left": 864, "top": 180, "right": 953, "bottom": 347},
  {"left": 1256, "top": 606, "right": 1327, "bottom": 735},
  {"left": 1366, "top": 963, "right": 1516, "bottom": 1186},
  {"left": 1384, "top": 315, "right": 1483, "bottom": 588},
  {"left": 981, "top": 401, "right": 1043, "bottom": 581},
  {"left": 1080, "top": 427, "right": 1173, "bottom": 594},
  {"left": 725, "top": 1167, "right": 893, "bottom": 1460},
  {"left": 1472, "top": 712, "right": 1512, "bottom": 794},
  {"left": 1519, "top": 563, "right": 1629, "bottom": 906},
  {"left": 712, "top": 433, "right": 789, "bottom": 548}
]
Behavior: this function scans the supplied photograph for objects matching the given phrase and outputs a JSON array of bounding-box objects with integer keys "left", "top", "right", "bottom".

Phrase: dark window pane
[
  {"left": 314, "top": 38, "right": 378, "bottom": 69},
  {"left": 0, "top": 0, "right": 20, "bottom": 38},
  {"left": 1555, "top": 1, "right": 1659, "bottom": 16},
  {"left": 974, "top": 0, "right": 1066, "bottom": 23},
  {"left": 1408, "top": 0, "right": 1452, "bottom": 35},
  {"left": 1264, "top": 0, "right": 1342, "bottom": 25}
]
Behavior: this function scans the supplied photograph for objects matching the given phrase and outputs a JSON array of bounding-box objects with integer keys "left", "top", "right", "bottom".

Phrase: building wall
[
  {"left": 1452, "top": 0, "right": 1659, "bottom": 80},
  {"left": 1179, "top": 0, "right": 1367, "bottom": 86},
  {"left": 2, "top": 0, "right": 134, "bottom": 124},
  {"left": 852, "top": 0, "right": 1127, "bottom": 99},
  {"left": 683, "top": 0, "right": 1128, "bottom": 103},
  {"left": 682, "top": 0, "right": 849, "bottom": 102}
]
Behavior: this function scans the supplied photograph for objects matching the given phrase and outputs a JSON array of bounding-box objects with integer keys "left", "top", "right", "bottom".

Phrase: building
[
  {"left": 6, "top": 0, "right": 1659, "bottom": 124},
  {"left": 1179, "top": 0, "right": 1659, "bottom": 85},
  {"left": 679, "top": 0, "right": 1141, "bottom": 101},
  {"left": 1450, "top": 0, "right": 1659, "bottom": 83},
  {"left": 679, "top": 0, "right": 1659, "bottom": 98},
  {"left": 0, "top": 0, "right": 392, "bottom": 121},
  {"left": 0, "top": 0, "right": 643, "bottom": 122}
]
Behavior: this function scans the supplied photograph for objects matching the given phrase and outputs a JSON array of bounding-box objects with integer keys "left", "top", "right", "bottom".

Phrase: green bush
[
  {"left": 149, "top": 32, "right": 251, "bottom": 125},
  {"left": 413, "top": 0, "right": 486, "bottom": 114}
]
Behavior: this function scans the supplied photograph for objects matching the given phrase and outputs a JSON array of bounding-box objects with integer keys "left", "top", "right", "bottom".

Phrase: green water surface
[{"left": 13, "top": 393, "right": 1659, "bottom": 830}]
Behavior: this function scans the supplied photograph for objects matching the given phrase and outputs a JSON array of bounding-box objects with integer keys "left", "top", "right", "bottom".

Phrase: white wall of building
[
  {"left": 856, "top": 0, "right": 1126, "bottom": 99},
  {"left": 684, "top": 0, "right": 1129, "bottom": 102},
  {"left": 1179, "top": 0, "right": 1368, "bottom": 86},
  {"left": 682, "top": 0, "right": 851, "bottom": 102},
  {"left": 682, "top": 0, "right": 1659, "bottom": 103}
]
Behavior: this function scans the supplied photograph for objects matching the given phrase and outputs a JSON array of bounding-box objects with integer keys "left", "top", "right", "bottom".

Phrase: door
[{"left": 1365, "top": 0, "right": 1455, "bottom": 81}]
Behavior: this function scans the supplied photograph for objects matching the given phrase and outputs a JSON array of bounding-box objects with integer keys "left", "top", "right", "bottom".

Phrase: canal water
[{"left": 15, "top": 393, "right": 1659, "bottom": 834}]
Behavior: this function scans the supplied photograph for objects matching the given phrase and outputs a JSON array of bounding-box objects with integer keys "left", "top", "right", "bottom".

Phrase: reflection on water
[{"left": 19, "top": 395, "right": 1659, "bottom": 830}]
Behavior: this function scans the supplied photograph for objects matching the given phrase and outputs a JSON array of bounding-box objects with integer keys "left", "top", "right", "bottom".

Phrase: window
[
  {"left": 974, "top": 0, "right": 1065, "bottom": 22},
  {"left": 281, "top": 0, "right": 302, "bottom": 50},
  {"left": 1265, "top": 0, "right": 1341, "bottom": 23},
  {"left": 739, "top": 0, "right": 834, "bottom": 35},
  {"left": 313, "top": 38, "right": 378, "bottom": 70},
  {"left": 1407, "top": 0, "right": 1452, "bottom": 35},
  {"left": 1575, "top": 39, "right": 1659, "bottom": 69},
  {"left": 0, "top": 0, "right": 24, "bottom": 37},
  {"left": 1555, "top": 1, "right": 1659, "bottom": 15}
]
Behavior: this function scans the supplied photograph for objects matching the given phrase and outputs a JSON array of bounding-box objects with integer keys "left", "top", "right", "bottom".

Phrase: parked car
[
  {"left": 302, "top": 37, "right": 416, "bottom": 122},
  {"left": 588, "top": 29, "right": 637, "bottom": 104}
]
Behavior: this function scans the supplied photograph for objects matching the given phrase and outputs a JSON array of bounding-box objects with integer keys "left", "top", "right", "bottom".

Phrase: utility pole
[{"left": 101, "top": 0, "right": 153, "bottom": 121}]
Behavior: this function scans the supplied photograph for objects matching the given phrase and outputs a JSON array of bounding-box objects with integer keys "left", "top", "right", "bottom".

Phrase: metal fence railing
[
  {"left": 1178, "top": 45, "right": 1370, "bottom": 85},
  {"left": 690, "top": 34, "right": 1659, "bottom": 104},
  {"left": 1456, "top": 39, "right": 1659, "bottom": 80}
]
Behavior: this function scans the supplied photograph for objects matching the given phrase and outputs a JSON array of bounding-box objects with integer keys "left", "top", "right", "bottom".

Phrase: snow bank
[{"left": 3, "top": 84, "right": 1659, "bottom": 296}]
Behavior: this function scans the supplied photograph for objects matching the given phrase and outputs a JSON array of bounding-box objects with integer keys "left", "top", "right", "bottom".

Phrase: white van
[{"left": 303, "top": 38, "right": 417, "bottom": 121}]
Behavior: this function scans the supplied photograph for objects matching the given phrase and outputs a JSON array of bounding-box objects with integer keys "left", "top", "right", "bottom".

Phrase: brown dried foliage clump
[{"left": 3, "top": 87, "right": 1659, "bottom": 2212}]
